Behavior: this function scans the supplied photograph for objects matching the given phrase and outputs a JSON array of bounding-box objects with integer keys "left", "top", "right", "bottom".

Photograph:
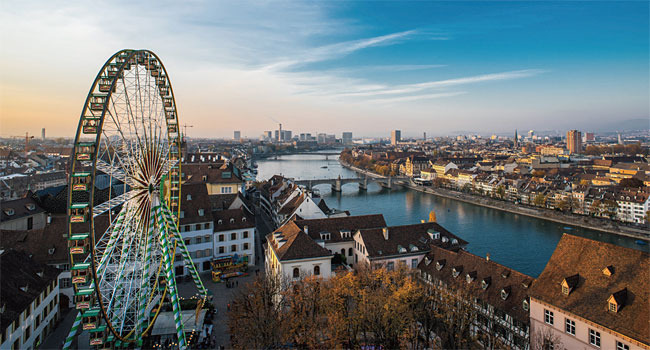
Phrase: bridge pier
[
  {"left": 332, "top": 175, "right": 342, "bottom": 192},
  {"left": 358, "top": 175, "right": 368, "bottom": 191}
]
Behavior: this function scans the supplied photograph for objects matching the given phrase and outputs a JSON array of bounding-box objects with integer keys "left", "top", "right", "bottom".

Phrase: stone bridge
[{"left": 294, "top": 174, "right": 409, "bottom": 192}]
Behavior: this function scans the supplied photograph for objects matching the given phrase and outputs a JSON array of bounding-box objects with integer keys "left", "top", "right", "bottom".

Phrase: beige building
[{"left": 528, "top": 234, "right": 649, "bottom": 350}]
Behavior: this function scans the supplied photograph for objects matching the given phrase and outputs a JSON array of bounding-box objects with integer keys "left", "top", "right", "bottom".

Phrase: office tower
[
  {"left": 566, "top": 130, "right": 582, "bottom": 154},
  {"left": 233, "top": 131, "right": 241, "bottom": 140},
  {"left": 391, "top": 130, "right": 401, "bottom": 145},
  {"left": 514, "top": 129, "right": 518, "bottom": 149},
  {"left": 342, "top": 132, "right": 352, "bottom": 145},
  {"left": 42, "top": 128, "right": 45, "bottom": 140}
]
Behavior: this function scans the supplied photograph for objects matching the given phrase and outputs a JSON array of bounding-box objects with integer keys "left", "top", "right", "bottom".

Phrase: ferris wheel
[{"left": 64, "top": 49, "right": 207, "bottom": 349}]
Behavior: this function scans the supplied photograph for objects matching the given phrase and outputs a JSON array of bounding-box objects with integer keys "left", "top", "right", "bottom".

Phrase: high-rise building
[
  {"left": 391, "top": 130, "right": 401, "bottom": 145},
  {"left": 342, "top": 132, "right": 353, "bottom": 145},
  {"left": 264, "top": 131, "right": 272, "bottom": 140},
  {"left": 233, "top": 131, "right": 241, "bottom": 140},
  {"left": 282, "top": 130, "right": 292, "bottom": 141},
  {"left": 274, "top": 130, "right": 280, "bottom": 141},
  {"left": 584, "top": 132, "right": 595, "bottom": 142},
  {"left": 41, "top": 128, "right": 45, "bottom": 140},
  {"left": 566, "top": 130, "right": 582, "bottom": 154},
  {"left": 527, "top": 130, "right": 535, "bottom": 139},
  {"left": 423, "top": 132, "right": 426, "bottom": 141}
]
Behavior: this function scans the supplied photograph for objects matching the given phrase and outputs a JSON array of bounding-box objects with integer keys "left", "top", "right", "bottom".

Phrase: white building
[
  {"left": 213, "top": 208, "right": 256, "bottom": 266},
  {"left": 1, "top": 250, "right": 61, "bottom": 350},
  {"left": 615, "top": 191, "right": 649, "bottom": 224},
  {"left": 176, "top": 183, "right": 215, "bottom": 274},
  {"left": 265, "top": 221, "right": 333, "bottom": 281}
]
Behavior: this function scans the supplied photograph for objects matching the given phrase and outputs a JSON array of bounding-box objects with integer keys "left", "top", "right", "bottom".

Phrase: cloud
[
  {"left": 369, "top": 91, "right": 467, "bottom": 104},
  {"left": 262, "top": 30, "right": 418, "bottom": 71},
  {"left": 337, "top": 69, "right": 546, "bottom": 98}
]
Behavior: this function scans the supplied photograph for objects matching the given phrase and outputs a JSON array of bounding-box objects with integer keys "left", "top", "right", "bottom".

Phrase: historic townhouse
[
  {"left": 418, "top": 246, "right": 533, "bottom": 350},
  {"left": 265, "top": 221, "right": 333, "bottom": 280},
  {"left": 176, "top": 183, "right": 215, "bottom": 274},
  {"left": 213, "top": 207, "right": 256, "bottom": 267},
  {"left": 1, "top": 250, "right": 61, "bottom": 350},
  {"left": 182, "top": 162, "right": 244, "bottom": 195},
  {"left": 0, "top": 197, "right": 47, "bottom": 231},
  {"left": 528, "top": 234, "right": 649, "bottom": 350},
  {"left": 615, "top": 190, "right": 649, "bottom": 224},
  {"left": 293, "top": 214, "right": 387, "bottom": 265},
  {"left": 352, "top": 217, "right": 467, "bottom": 270}
]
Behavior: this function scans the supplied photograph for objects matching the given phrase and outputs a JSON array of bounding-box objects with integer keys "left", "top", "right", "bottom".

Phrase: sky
[{"left": 0, "top": 1, "right": 648, "bottom": 139}]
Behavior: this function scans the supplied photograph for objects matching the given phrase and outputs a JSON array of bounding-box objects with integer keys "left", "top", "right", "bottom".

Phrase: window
[
  {"left": 195, "top": 236, "right": 202, "bottom": 244},
  {"left": 24, "top": 326, "right": 30, "bottom": 344},
  {"left": 589, "top": 329, "right": 600, "bottom": 348},
  {"left": 411, "top": 258, "right": 418, "bottom": 268},
  {"left": 184, "top": 238, "right": 191, "bottom": 246},
  {"left": 35, "top": 314, "right": 41, "bottom": 328},
  {"left": 243, "top": 231, "right": 249, "bottom": 238},
  {"left": 544, "top": 309, "right": 554, "bottom": 325},
  {"left": 61, "top": 278, "right": 71, "bottom": 289},
  {"left": 219, "top": 235, "right": 225, "bottom": 242},
  {"left": 609, "top": 301, "right": 617, "bottom": 312},
  {"left": 198, "top": 209, "right": 204, "bottom": 216},
  {"left": 314, "top": 265, "right": 320, "bottom": 276},
  {"left": 27, "top": 217, "right": 33, "bottom": 230},
  {"left": 348, "top": 248, "right": 353, "bottom": 256},
  {"left": 221, "top": 187, "right": 232, "bottom": 194},
  {"left": 340, "top": 249, "right": 346, "bottom": 257},
  {"left": 218, "top": 246, "right": 225, "bottom": 254},
  {"left": 231, "top": 245, "right": 237, "bottom": 252},
  {"left": 195, "top": 224, "right": 201, "bottom": 231},
  {"left": 204, "top": 235, "right": 212, "bottom": 242},
  {"left": 243, "top": 243, "right": 249, "bottom": 250},
  {"left": 386, "top": 262, "right": 394, "bottom": 271},
  {"left": 184, "top": 225, "right": 190, "bottom": 232},
  {"left": 231, "top": 233, "right": 237, "bottom": 240},
  {"left": 522, "top": 300, "right": 529, "bottom": 311},
  {"left": 562, "top": 285, "right": 569, "bottom": 295},
  {"left": 293, "top": 268, "right": 300, "bottom": 278},
  {"left": 565, "top": 318, "right": 575, "bottom": 336},
  {"left": 616, "top": 341, "right": 630, "bottom": 350},
  {"left": 180, "top": 211, "right": 185, "bottom": 219},
  {"left": 187, "top": 194, "right": 192, "bottom": 201},
  {"left": 204, "top": 223, "right": 210, "bottom": 230}
]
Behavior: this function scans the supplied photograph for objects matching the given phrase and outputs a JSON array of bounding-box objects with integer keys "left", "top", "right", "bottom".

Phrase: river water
[{"left": 255, "top": 152, "right": 645, "bottom": 277}]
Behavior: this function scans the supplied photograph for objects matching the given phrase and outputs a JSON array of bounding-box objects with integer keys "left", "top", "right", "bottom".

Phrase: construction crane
[
  {"left": 181, "top": 124, "right": 193, "bottom": 142},
  {"left": 10, "top": 132, "right": 34, "bottom": 157}
]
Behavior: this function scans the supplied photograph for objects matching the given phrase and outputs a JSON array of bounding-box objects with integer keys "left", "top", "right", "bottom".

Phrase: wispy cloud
[
  {"left": 369, "top": 91, "right": 467, "bottom": 104},
  {"left": 262, "top": 30, "right": 418, "bottom": 71},
  {"left": 337, "top": 69, "right": 546, "bottom": 98}
]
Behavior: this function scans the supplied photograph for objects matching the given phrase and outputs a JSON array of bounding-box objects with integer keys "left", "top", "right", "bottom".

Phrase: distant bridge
[
  {"left": 294, "top": 174, "right": 409, "bottom": 192},
  {"left": 253, "top": 151, "right": 342, "bottom": 159}
]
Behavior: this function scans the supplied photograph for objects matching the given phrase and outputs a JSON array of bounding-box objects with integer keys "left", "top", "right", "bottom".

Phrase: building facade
[
  {"left": 528, "top": 234, "right": 649, "bottom": 350},
  {"left": 566, "top": 130, "right": 582, "bottom": 154}
]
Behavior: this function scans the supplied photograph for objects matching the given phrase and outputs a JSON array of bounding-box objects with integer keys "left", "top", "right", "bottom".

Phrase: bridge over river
[{"left": 294, "top": 174, "right": 410, "bottom": 192}]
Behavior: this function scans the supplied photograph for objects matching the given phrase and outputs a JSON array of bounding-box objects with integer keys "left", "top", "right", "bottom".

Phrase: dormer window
[
  {"left": 501, "top": 288, "right": 510, "bottom": 300},
  {"left": 218, "top": 220, "right": 223, "bottom": 225},
  {"left": 25, "top": 203, "right": 36, "bottom": 211},
  {"left": 187, "top": 194, "right": 192, "bottom": 201},
  {"left": 452, "top": 266, "right": 462, "bottom": 278},
  {"left": 398, "top": 245, "right": 407, "bottom": 253},
  {"left": 424, "top": 257, "right": 431, "bottom": 265},
  {"left": 3, "top": 208, "right": 14, "bottom": 216},
  {"left": 602, "top": 265, "right": 614, "bottom": 276},
  {"left": 409, "top": 244, "right": 418, "bottom": 252},
  {"left": 230, "top": 218, "right": 235, "bottom": 224},
  {"left": 242, "top": 217, "right": 246, "bottom": 222},
  {"left": 522, "top": 299, "right": 529, "bottom": 311},
  {"left": 451, "top": 238, "right": 458, "bottom": 245},
  {"left": 466, "top": 272, "right": 476, "bottom": 284},
  {"left": 198, "top": 209, "right": 204, "bottom": 216},
  {"left": 48, "top": 247, "right": 55, "bottom": 255},
  {"left": 180, "top": 211, "right": 185, "bottom": 219},
  {"left": 481, "top": 277, "right": 491, "bottom": 290},
  {"left": 436, "top": 260, "right": 445, "bottom": 271},
  {"left": 320, "top": 232, "right": 330, "bottom": 240},
  {"left": 608, "top": 288, "right": 627, "bottom": 313},
  {"left": 561, "top": 274, "right": 579, "bottom": 296}
]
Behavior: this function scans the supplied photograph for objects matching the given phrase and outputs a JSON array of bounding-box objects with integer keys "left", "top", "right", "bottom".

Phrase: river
[{"left": 255, "top": 152, "right": 645, "bottom": 277}]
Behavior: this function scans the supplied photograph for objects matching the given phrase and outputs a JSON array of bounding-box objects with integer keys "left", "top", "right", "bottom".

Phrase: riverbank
[{"left": 340, "top": 161, "right": 650, "bottom": 241}]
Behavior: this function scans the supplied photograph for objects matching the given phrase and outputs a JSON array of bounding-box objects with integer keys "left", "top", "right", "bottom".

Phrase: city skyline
[{"left": 1, "top": 1, "right": 648, "bottom": 138}]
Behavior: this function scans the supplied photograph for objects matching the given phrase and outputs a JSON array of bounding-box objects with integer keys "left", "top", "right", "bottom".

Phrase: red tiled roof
[
  {"left": 528, "top": 234, "right": 649, "bottom": 346},
  {"left": 267, "top": 221, "right": 332, "bottom": 261}
]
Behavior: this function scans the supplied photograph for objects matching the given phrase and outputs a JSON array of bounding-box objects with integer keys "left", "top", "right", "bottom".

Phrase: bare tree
[{"left": 530, "top": 326, "right": 566, "bottom": 350}]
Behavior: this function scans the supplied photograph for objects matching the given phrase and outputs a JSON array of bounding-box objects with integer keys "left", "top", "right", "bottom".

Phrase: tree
[
  {"left": 531, "top": 326, "right": 566, "bottom": 350},
  {"left": 533, "top": 193, "right": 547, "bottom": 208},
  {"left": 603, "top": 200, "right": 619, "bottom": 220},
  {"left": 228, "top": 274, "right": 289, "bottom": 349},
  {"left": 495, "top": 185, "right": 506, "bottom": 200},
  {"left": 590, "top": 199, "right": 603, "bottom": 217},
  {"left": 462, "top": 183, "right": 472, "bottom": 193},
  {"left": 284, "top": 276, "right": 326, "bottom": 348}
]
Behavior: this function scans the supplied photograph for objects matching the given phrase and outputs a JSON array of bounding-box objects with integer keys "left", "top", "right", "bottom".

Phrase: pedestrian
[{"left": 227, "top": 303, "right": 231, "bottom": 311}]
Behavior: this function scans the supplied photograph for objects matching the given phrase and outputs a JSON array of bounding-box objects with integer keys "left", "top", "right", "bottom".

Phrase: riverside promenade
[{"left": 341, "top": 161, "right": 650, "bottom": 241}]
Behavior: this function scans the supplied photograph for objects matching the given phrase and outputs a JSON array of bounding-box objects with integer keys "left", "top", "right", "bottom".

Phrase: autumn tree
[
  {"left": 533, "top": 193, "right": 547, "bottom": 207},
  {"left": 495, "top": 185, "right": 506, "bottom": 200},
  {"left": 228, "top": 274, "right": 289, "bottom": 349}
]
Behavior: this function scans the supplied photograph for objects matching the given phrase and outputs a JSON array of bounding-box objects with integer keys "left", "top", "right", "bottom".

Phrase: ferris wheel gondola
[{"left": 64, "top": 49, "right": 207, "bottom": 349}]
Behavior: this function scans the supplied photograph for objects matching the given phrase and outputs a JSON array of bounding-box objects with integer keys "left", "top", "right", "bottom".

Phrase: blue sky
[{"left": 1, "top": 1, "right": 647, "bottom": 138}]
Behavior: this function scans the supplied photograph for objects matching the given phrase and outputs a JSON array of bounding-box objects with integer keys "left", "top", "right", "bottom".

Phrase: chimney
[
  {"left": 382, "top": 227, "right": 389, "bottom": 240},
  {"left": 304, "top": 226, "right": 308, "bottom": 234},
  {"left": 486, "top": 253, "right": 490, "bottom": 261}
]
